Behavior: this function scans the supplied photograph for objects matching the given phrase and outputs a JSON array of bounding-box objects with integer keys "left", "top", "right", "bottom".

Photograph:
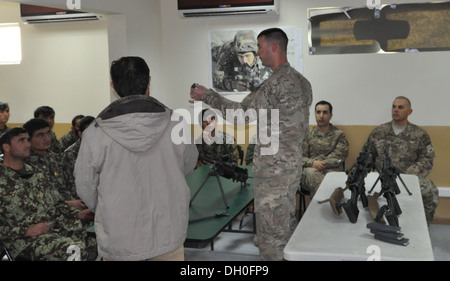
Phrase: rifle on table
[
  {"left": 340, "top": 146, "right": 375, "bottom": 223},
  {"left": 368, "top": 147, "right": 412, "bottom": 227}
]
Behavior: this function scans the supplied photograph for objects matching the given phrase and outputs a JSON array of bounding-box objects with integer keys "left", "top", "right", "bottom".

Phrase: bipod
[
  {"left": 397, "top": 174, "right": 412, "bottom": 195},
  {"left": 368, "top": 174, "right": 380, "bottom": 194},
  {"left": 190, "top": 169, "right": 229, "bottom": 208},
  {"left": 368, "top": 173, "right": 412, "bottom": 196}
]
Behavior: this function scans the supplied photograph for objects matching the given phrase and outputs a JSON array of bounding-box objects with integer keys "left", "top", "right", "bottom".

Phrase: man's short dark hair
[
  {"left": 72, "top": 115, "right": 85, "bottom": 127},
  {"left": 23, "top": 118, "right": 50, "bottom": 138},
  {"left": 0, "top": 102, "right": 9, "bottom": 112},
  {"left": 198, "top": 109, "right": 217, "bottom": 125},
  {"left": 34, "top": 106, "right": 55, "bottom": 118},
  {"left": 0, "top": 127, "right": 28, "bottom": 148},
  {"left": 79, "top": 116, "right": 95, "bottom": 132},
  {"left": 315, "top": 100, "right": 333, "bottom": 114},
  {"left": 258, "top": 28, "right": 288, "bottom": 53},
  {"left": 110, "top": 56, "right": 150, "bottom": 97}
]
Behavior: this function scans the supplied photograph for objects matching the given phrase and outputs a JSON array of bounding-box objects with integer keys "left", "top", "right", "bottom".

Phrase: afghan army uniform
[
  {"left": 202, "top": 63, "right": 313, "bottom": 261},
  {"left": 0, "top": 163, "right": 97, "bottom": 261},
  {"left": 50, "top": 130, "right": 62, "bottom": 154},
  {"left": 62, "top": 139, "right": 82, "bottom": 198},
  {"left": 0, "top": 125, "right": 8, "bottom": 156},
  {"left": 25, "top": 150, "right": 75, "bottom": 200},
  {"left": 0, "top": 125, "right": 8, "bottom": 135},
  {"left": 59, "top": 130, "right": 79, "bottom": 152},
  {"left": 301, "top": 124, "right": 349, "bottom": 197},
  {"left": 363, "top": 122, "right": 439, "bottom": 224},
  {"left": 196, "top": 130, "right": 239, "bottom": 167}
]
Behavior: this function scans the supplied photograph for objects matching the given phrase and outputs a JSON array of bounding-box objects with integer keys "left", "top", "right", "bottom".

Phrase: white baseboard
[{"left": 439, "top": 187, "right": 450, "bottom": 198}]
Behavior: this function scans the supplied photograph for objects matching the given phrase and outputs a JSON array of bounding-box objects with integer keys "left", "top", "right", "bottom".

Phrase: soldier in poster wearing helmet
[{"left": 212, "top": 30, "right": 272, "bottom": 92}]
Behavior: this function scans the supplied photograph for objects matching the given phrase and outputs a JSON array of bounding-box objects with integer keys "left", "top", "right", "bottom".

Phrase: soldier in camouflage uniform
[
  {"left": 363, "top": 96, "right": 439, "bottom": 225},
  {"left": 34, "top": 106, "right": 62, "bottom": 154},
  {"left": 195, "top": 109, "right": 238, "bottom": 167},
  {"left": 23, "top": 118, "right": 84, "bottom": 207},
  {"left": 212, "top": 30, "right": 272, "bottom": 92},
  {"left": 0, "top": 127, "right": 96, "bottom": 261},
  {"left": 302, "top": 101, "right": 349, "bottom": 197},
  {"left": 190, "top": 28, "right": 313, "bottom": 260},
  {"left": 0, "top": 102, "right": 10, "bottom": 135},
  {"left": 59, "top": 114, "right": 84, "bottom": 152},
  {"left": 0, "top": 103, "right": 9, "bottom": 159},
  {"left": 63, "top": 116, "right": 95, "bottom": 193}
]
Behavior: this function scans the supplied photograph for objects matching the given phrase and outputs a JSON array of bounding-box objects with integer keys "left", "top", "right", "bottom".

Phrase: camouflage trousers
[
  {"left": 8, "top": 221, "right": 97, "bottom": 261},
  {"left": 419, "top": 177, "right": 439, "bottom": 225},
  {"left": 253, "top": 174, "right": 300, "bottom": 261},
  {"left": 300, "top": 167, "right": 325, "bottom": 198}
]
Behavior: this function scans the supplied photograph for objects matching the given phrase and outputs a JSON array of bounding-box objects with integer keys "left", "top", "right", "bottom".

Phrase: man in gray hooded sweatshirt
[{"left": 75, "top": 56, "right": 198, "bottom": 261}]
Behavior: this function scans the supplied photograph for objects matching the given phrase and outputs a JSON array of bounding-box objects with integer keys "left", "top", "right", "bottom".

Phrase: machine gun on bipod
[
  {"left": 190, "top": 157, "right": 250, "bottom": 209},
  {"left": 368, "top": 147, "right": 412, "bottom": 227}
]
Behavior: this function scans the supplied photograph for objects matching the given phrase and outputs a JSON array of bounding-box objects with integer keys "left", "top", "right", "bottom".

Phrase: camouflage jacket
[
  {"left": 25, "top": 150, "right": 73, "bottom": 200},
  {"left": 0, "top": 164, "right": 81, "bottom": 245},
  {"left": 302, "top": 124, "right": 349, "bottom": 170},
  {"left": 363, "top": 122, "right": 435, "bottom": 177},
  {"left": 59, "top": 130, "right": 79, "bottom": 152},
  {"left": 50, "top": 130, "right": 62, "bottom": 154},
  {"left": 203, "top": 63, "right": 313, "bottom": 178},
  {"left": 62, "top": 139, "right": 81, "bottom": 198},
  {"left": 195, "top": 130, "right": 238, "bottom": 167},
  {"left": 0, "top": 125, "right": 8, "bottom": 135}
]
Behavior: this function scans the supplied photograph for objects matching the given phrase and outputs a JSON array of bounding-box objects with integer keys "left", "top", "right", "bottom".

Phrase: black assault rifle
[{"left": 340, "top": 145, "right": 375, "bottom": 223}]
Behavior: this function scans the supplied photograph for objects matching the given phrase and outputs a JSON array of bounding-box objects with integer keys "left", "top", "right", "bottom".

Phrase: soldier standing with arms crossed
[{"left": 190, "top": 28, "right": 313, "bottom": 261}]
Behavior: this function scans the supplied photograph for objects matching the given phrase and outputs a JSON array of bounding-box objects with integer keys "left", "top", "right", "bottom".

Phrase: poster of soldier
[{"left": 209, "top": 26, "right": 302, "bottom": 94}]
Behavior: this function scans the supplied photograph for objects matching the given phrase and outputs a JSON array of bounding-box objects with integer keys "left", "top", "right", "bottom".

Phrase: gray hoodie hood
[{"left": 95, "top": 95, "right": 171, "bottom": 153}]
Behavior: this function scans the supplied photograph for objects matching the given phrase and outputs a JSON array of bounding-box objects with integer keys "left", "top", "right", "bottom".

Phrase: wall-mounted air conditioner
[
  {"left": 20, "top": 4, "right": 103, "bottom": 24},
  {"left": 178, "top": 0, "right": 279, "bottom": 17}
]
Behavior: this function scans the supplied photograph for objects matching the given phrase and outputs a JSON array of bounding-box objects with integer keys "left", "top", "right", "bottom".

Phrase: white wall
[
  {"left": 0, "top": 0, "right": 111, "bottom": 123},
  {"left": 160, "top": 0, "right": 450, "bottom": 126},
  {"left": 2, "top": 0, "right": 163, "bottom": 123},
  {"left": 2, "top": 0, "right": 450, "bottom": 127}
]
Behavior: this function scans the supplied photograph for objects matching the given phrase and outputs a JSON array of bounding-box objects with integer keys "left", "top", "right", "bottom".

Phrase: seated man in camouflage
[
  {"left": 0, "top": 102, "right": 10, "bottom": 135},
  {"left": 63, "top": 115, "right": 95, "bottom": 195},
  {"left": 34, "top": 106, "right": 62, "bottom": 154},
  {"left": 195, "top": 109, "right": 239, "bottom": 167},
  {"left": 363, "top": 96, "right": 439, "bottom": 225},
  {"left": 23, "top": 118, "right": 84, "bottom": 208},
  {"left": 301, "top": 101, "right": 349, "bottom": 197},
  {"left": 0, "top": 127, "right": 96, "bottom": 261},
  {"left": 59, "top": 114, "right": 84, "bottom": 152}
]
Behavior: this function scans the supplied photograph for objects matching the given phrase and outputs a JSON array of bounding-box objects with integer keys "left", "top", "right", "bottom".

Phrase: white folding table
[{"left": 284, "top": 172, "right": 434, "bottom": 261}]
